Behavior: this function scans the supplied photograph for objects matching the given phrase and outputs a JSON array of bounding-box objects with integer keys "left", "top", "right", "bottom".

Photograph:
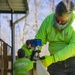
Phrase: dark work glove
[
  {"left": 30, "top": 51, "right": 35, "bottom": 61},
  {"left": 39, "top": 56, "right": 45, "bottom": 60},
  {"left": 41, "top": 55, "right": 55, "bottom": 67}
]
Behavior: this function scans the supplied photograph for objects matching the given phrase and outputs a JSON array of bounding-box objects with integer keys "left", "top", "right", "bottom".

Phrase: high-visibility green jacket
[
  {"left": 21, "top": 44, "right": 32, "bottom": 58},
  {"left": 35, "top": 12, "right": 75, "bottom": 62},
  {"left": 13, "top": 58, "right": 33, "bottom": 75}
]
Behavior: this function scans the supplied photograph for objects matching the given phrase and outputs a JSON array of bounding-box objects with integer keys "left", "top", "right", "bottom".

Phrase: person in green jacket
[
  {"left": 21, "top": 40, "right": 32, "bottom": 58},
  {"left": 35, "top": 1, "right": 75, "bottom": 75},
  {"left": 21, "top": 1, "right": 75, "bottom": 75},
  {"left": 13, "top": 49, "right": 33, "bottom": 75}
]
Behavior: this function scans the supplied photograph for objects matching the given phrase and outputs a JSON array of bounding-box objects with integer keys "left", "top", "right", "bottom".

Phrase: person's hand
[{"left": 41, "top": 55, "right": 55, "bottom": 67}]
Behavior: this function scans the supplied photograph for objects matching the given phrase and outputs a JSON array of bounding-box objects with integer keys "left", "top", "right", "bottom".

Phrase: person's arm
[
  {"left": 35, "top": 13, "right": 54, "bottom": 46},
  {"left": 41, "top": 29, "right": 75, "bottom": 67},
  {"left": 54, "top": 29, "right": 75, "bottom": 62},
  {"left": 35, "top": 17, "right": 48, "bottom": 46}
]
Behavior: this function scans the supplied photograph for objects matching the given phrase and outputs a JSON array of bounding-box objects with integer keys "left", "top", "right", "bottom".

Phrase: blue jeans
[{"left": 47, "top": 57, "right": 75, "bottom": 75}]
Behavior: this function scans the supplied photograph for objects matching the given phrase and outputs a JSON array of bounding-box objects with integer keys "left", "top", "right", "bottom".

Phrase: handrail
[
  {"left": 0, "top": 38, "right": 12, "bottom": 75},
  {"left": 0, "top": 39, "right": 11, "bottom": 48}
]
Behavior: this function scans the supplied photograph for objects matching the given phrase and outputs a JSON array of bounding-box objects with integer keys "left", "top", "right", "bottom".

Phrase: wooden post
[{"left": 3, "top": 42, "right": 8, "bottom": 75}]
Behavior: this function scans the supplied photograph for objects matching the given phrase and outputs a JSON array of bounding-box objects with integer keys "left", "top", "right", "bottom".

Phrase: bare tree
[
  {"left": 34, "top": 0, "right": 38, "bottom": 33},
  {"left": 20, "top": 18, "right": 26, "bottom": 45},
  {"left": 63, "top": 0, "right": 72, "bottom": 12},
  {"left": 52, "top": 0, "right": 54, "bottom": 12},
  {"left": 0, "top": 14, "right": 1, "bottom": 38}
]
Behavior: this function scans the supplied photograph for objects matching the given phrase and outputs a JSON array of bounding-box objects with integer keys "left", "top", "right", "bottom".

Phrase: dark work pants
[{"left": 47, "top": 57, "right": 75, "bottom": 75}]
